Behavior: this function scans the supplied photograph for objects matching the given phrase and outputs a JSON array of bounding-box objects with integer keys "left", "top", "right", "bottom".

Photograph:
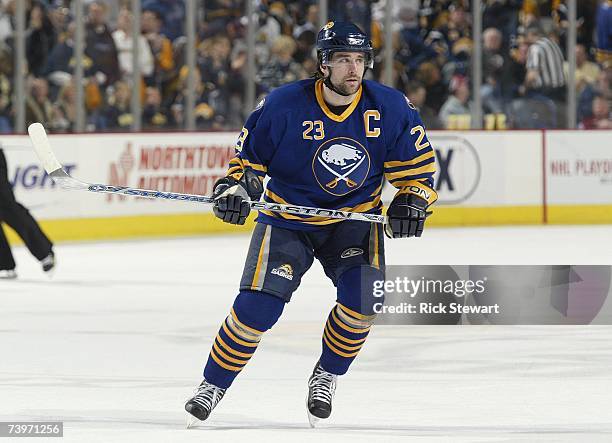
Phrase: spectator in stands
[
  {"left": 578, "top": 68, "right": 612, "bottom": 123},
  {"left": 142, "top": 86, "right": 169, "bottom": 129},
  {"left": 44, "top": 21, "right": 77, "bottom": 91},
  {"left": 0, "top": 0, "right": 14, "bottom": 44},
  {"left": 267, "top": 2, "right": 293, "bottom": 36},
  {"left": 405, "top": 80, "right": 442, "bottom": 129},
  {"left": 170, "top": 66, "right": 222, "bottom": 129},
  {"left": 419, "top": 0, "right": 457, "bottom": 35},
  {"left": 580, "top": 93, "right": 612, "bottom": 128},
  {"left": 292, "top": 2, "right": 317, "bottom": 63},
  {"left": 439, "top": 2, "right": 472, "bottom": 51},
  {"left": 47, "top": 3, "right": 71, "bottom": 36},
  {"left": 329, "top": 0, "right": 372, "bottom": 36},
  {"left": 100, "top": 81, "right": 133, "bottom": 130},
  {"left": 85, "top": 1, "right": 120, "bottom": 89},
  {"left": 0, "top": 42, "right": 11, "bottom": 133},
  {"left": 112, "top": 8, "right": 154, "bottom": 81},
  {"left": 49, "top": 80, "right": 76, "bottom": 132},
  {"left": 565, "top": 43, "right": 602, "bottom": 96},
  {"left": 197, "top": 35, "right": 232, "bottom": 122},
  {"left": 141, "top": 0, "right": 185, "bottom": 41},
  {"left": 424, "top": 30, "right": 450, "bottom": 70},
  {"left": 483, "top": 0, "right": 522, "bottom": 48},
  {"left": 200, "top": 0, "right": 242, "bottom": 39},
  {"left": 258, "top": 35, "right": 305, "bottom": 93},
  {"left": 439, "top": 74, "right": 471, "bottom": 128},
  {"left": 25, "top": 77, "right": 53, "bottom": 127},
  {"left": 508, "top": 38, "right": 528, "bottom": 99},
  {"left": 396, "top": 6, "right": 436, "bottom": 74},
  {"left": 481, "top": 27, "right": 507, "bottom": 114},
  {"left": 595, "top": 0, "right": 612, "bottom": 68},
  {"left": 256, "top": 4, "right": 282, "bottom": 62},
  {"left": 442, "top": 37, "right": 472, "bottom": 84},
  {"left": 553, "top": 0, "right": 600, "bottom": 57},
  {"left": 142, "top": 8, "right": 175, "bottom": 87},
  {"left": 223, "top": 40, "right": 254, "bottom": 127},
  {"left": 43, "top": 20, "right": 106, "bottom": 115},
  {"left": 293, "top": 29, "right": 316, "bottom": 65},
  {"left": 26, "top": 2, "right": 56, "bottom": 78},
  {"left": 293, "top": 4, "right": 318, "bottom": 40},
  {"left": 414, "top": 61, "right": 447, "bottom": 112}
]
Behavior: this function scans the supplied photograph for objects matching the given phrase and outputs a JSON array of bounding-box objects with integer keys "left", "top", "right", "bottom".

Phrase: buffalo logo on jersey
[
  {"left": 271, "top": 264, "right": 294, "bottom": 281},
  {"left": 312, "top": 137, "right": 371, "bottom": 196}
]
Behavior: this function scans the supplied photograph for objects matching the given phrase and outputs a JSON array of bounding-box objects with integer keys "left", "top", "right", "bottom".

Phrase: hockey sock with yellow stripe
[
  {"left": 319, "top": 302, "right": 375, "bottom": 375},
  {"left": 203, "top": 290, "right": 285, "bottom": 389}
]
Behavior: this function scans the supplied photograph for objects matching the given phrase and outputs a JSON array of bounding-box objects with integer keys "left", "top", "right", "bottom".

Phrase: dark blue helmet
[{"left": 316, "top": 21, "right": 374, "bottom": 69}]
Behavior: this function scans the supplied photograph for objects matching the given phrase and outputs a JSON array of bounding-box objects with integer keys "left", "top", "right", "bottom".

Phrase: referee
[
  {"left": 523, "top": 24, "right": 567, "bottom": 125},
  {"left": 0, "top": 147, "right": 55, "bottom": 279}
]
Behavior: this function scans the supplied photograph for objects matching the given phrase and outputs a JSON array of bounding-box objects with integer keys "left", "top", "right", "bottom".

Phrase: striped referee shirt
[{"left": 526, "top": 37, "right": 567, "bottom": 89}]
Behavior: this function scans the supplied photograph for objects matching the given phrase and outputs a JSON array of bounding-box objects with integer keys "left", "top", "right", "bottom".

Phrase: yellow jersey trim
[
  {"left": 315, "top": 79, "right": 362, "bottom": 122},
  {"left": 384, "top": 151, "right": 436, "bottom": 168},
  {"left": 385, "top": 162, "right": 437, "bottom": 181}
]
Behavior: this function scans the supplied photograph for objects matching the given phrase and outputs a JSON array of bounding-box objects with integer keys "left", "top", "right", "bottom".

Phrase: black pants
[{"left": 0, "top": 149, "right": 53, "bottom": 270}]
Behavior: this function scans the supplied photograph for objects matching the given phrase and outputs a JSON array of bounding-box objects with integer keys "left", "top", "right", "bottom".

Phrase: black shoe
[
  {"left": 185, "top": 379, "right": 226, "bottom": 426},
  {"left": 307, "top": 361, "right": 337, "bottom": 426},
  {"left": 41, "top": 252, "right": 55, "bottom": 273}
]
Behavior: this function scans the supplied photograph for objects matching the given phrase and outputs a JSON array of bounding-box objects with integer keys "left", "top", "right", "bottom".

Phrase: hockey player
[
  {"left": 0, "top": 148, "right": 55, "bottom": 279},
  {"left": 185, "top": 21, "right": 437, "bottom": 426}
]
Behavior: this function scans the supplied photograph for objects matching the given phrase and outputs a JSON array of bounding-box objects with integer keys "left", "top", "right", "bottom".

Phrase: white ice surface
[{"left": 1, "top": 225, "right": 612, "bottom": 442}]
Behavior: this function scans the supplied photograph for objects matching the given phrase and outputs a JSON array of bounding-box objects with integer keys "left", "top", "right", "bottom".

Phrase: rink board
[
  {"left": 1, "top": 129, "right": 610, "bottom": 242},
  {"left": 545, "top": 131, "right": 612, "bottom": 224}
]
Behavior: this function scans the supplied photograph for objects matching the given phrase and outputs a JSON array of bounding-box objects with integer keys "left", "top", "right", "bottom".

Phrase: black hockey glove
[
  {"left": 384, "top": 193, "right": 432, "bottom": 238},
  {"left": 212, "top": 170, "right": 263, "bottom": 225}
]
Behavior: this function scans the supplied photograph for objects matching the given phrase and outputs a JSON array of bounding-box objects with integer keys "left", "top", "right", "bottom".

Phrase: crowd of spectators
[{"left": 0, "top": 0, "right": 610, "bottom": 133}]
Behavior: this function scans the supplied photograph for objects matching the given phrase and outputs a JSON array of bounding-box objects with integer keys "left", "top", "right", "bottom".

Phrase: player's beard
[{"left": 331, "top": 75, "right": 361, "bottom": 96}]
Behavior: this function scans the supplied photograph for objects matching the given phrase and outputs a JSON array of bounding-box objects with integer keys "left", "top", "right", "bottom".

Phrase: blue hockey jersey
[{"left": 225, "top": 78, "right": 437, "bottom": 230}]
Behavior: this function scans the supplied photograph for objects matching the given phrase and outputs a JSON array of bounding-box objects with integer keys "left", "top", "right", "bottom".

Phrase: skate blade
[
  {"left": 306, "top": 397, "right": 322, "bottom": 428},
  {"left": 307, "top": 410, "right": 320, "bottom": 428},
  {"left": 186, "top": 413, "right": 200, "bottom": 429}
]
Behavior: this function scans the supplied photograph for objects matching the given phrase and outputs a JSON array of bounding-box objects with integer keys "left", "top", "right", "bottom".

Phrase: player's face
[{"left": 325, "top": 52, "right": 366, "bottom": 95}]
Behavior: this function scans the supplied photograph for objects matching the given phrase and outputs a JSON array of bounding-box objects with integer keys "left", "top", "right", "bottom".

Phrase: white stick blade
[{"left": 28, "top": 122, "right": 63, "bottom": 174}]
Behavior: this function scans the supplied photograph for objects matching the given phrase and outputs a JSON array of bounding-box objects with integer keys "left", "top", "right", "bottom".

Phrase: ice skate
[
  {"left": 185, "top": 379, "right": 226, "bottom": 427},
  {"left": 306, "top": 361, "right": 337, "bottom": 427},
  {"left": 0, "top": 269, "right": 17, "bottom": 279},
  {"left": 41, "top": 252, "right": 56, "bottom": 276}
]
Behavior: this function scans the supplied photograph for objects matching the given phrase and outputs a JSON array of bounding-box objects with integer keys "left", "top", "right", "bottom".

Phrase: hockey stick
[{"left": 27, "top": 123, "right": 387, "bottom": 224}]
